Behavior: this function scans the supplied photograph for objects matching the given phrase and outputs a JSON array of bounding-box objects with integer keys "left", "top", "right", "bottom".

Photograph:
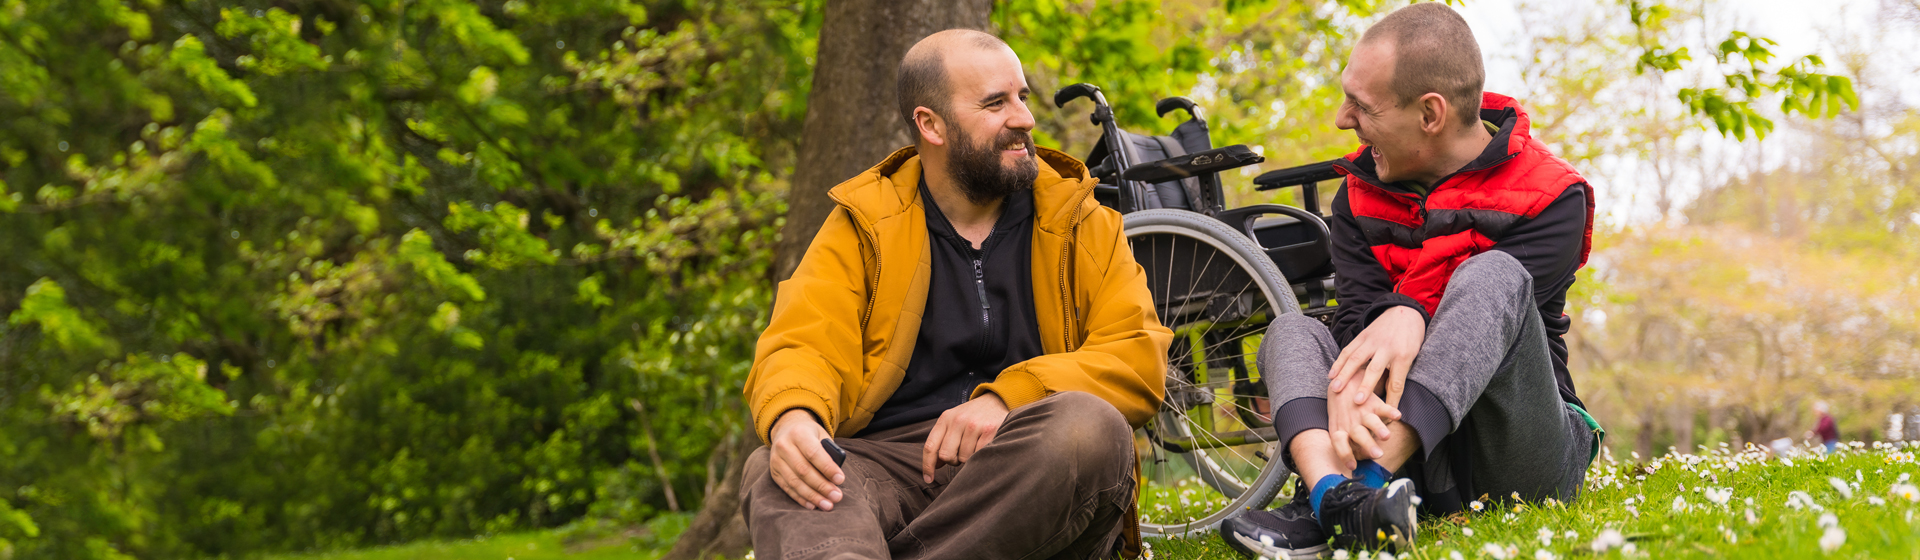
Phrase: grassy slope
[
  {"left": 1150, "top": 442, "right": 1920, "bottom": 560},
  {"left": 264, "top": 443, "right": 1919, "bottom": 560}
]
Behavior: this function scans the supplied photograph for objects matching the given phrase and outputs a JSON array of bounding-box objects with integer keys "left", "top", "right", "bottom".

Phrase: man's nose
[
  {"left": 1007, "top": 98, "right": 1036, "bottom": 132},
  {"left": 1334, "top": 105, "right": 1357, "bottom": 131}
]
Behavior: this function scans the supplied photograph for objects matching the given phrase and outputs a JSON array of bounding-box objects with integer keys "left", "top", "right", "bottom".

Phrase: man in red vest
[{"left": 1222, "top": 3, "right": 1601, "bottom": 558}]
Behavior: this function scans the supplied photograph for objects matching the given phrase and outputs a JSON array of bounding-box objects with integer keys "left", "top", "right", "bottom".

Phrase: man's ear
[
  {"left": 1417, "top": 92, "right": 1449, "bottom": 136},
  {"left": 914, "top": 107, "right": 948, "bottom": 147}
]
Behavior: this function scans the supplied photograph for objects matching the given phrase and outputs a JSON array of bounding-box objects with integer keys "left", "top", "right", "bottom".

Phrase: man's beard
[{"left": 947, "top": 123, "right": 1039, "bottom": 205}]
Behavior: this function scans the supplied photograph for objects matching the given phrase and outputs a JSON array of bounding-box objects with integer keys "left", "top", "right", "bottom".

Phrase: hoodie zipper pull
[{"left": 973, "top": 258, "right": 991, "bottom": 328}]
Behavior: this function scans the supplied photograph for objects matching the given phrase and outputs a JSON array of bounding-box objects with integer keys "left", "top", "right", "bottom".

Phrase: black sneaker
[
  {"left": 1319, "top": 478, "right": 1417, "bottom": 552},
  {"left": 1220, "top": 479, "right": 1330, "bottom": 559}
]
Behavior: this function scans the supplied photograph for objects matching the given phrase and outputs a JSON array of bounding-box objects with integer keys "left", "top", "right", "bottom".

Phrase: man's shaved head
[
  {"left": 897, "top": 29, "right": 1012, "bottom": 137},
  {"left": 1358, "top": 2, "right": 1485, "bottom": 127}
]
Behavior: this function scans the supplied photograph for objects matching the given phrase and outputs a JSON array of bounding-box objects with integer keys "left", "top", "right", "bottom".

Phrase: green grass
[
  {"left": 261, "top": 443, "right": 1920, "bottom": 560},
  {"left": 1146, "top": 441, "right": 1920, "bottom": 559},
  {"left": 259, "top": 514, "right": 689, "bottom": 560}
]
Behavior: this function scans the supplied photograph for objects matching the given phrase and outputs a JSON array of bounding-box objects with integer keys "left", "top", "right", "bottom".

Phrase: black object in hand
[{"left": 821, "top": 438, "right": 847, "bottom": 466}]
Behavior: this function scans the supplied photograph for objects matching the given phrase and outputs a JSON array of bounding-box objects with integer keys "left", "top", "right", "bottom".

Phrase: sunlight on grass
[
  {"left": 1142, "top": 441, "right": 1920, "bottom": 559},
  {"left": 263, "top": 443, "right": 1919, "bottom": 560}
]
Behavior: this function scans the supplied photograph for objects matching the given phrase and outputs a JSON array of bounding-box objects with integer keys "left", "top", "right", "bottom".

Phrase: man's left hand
[
  {"left": 921, "top": 392, "right": 1010, "bottom": 483},
  {"left": 1329, "top": 305, "right": 1425, "bottom": 409}
]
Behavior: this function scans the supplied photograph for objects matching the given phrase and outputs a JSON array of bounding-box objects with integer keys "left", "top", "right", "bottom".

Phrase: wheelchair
[{"left": 1054, "top": 83, "right": 1344, "bottom": 537}]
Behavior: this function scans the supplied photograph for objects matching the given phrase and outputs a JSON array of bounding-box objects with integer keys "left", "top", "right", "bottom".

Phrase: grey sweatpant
[{"left": 1262, "top": 251, "right": 1591, "bottom": 509}]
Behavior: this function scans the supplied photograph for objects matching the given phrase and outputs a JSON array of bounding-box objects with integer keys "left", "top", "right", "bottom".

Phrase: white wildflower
[
  {"left": 1463, "top": 527, "right": 1475, "bottom": 536},
  {"left": 1377, "top": 552, "right": 1396, "bottom": 560},
  {"left": 1868, "top": 496, "right": 1887, "bottom": 506},
  {"left": 1786, "top": 491, "right": 1824, "bottom": 511},
  {"left": 1481, "top": 542, "right": 1513, "bottom": 560},
  {"left": 1564, "top": 530, "right": 1578, "bottom": 540},
  {"left": 1622, "top": 542, "right": 1637, "bottom": 554},
  {"left": 1470, "top": 500, "right": 1484, "bottom": 512},
  {"left": 1589, "top": 528, "right": 1626, "bottom": 552},
  {"left": 1828, "top": 477, "right": 1854, "bottom": 500},
  {"left": 1891, "top": 483, "right": 1920, "bottom": 502},
  {"left": 1533, "top": 550, "right": 1556, "bottom": 560},
  {"left": 1537, "top": 527, "right": 1553, "bottom": 546},
  {"left": 1705, "top": 487, "right": 1733, "bottom": 506},
  {"left": 1333, "top": 550, "right": 1351, "bottom": 560},
  {"left": 1819, "top": 526, "right": 1846, "bottom": 552},
  {"left": 1671, "top": 495, "right": 1688, "bottom": 512},
  {"left": 1900, "top": 473, "right": 1911, "bottom": 482},
  {"left": 1745, "top": 507, "right": 1759, "bottom": 525},
  {"left": 1450, "top": 552, "right": 1465, "bottom": 560}
]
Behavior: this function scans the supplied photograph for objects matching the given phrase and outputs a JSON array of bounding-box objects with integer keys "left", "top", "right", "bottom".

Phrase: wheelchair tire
[{"left": 1123, "top": 209, "right": 1299, "bottom": 538}]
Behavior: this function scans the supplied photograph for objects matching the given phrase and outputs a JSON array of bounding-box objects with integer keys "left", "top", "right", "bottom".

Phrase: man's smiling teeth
[{"left": 1005, "top": 142, "right": 1025, "bottom": 150}]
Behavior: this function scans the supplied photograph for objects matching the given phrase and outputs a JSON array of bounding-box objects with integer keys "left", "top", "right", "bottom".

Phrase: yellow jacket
[{"left": 747, "top": 146, "right": 1172, "bottom": 442}]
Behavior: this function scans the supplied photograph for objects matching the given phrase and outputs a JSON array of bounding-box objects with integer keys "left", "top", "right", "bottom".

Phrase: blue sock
[
  {"left": 1310, "top": 474, "right": 1347, "bottom": 518},
  {"left": 1353, "top": 460, "right": 1392, "bottom": 488}
]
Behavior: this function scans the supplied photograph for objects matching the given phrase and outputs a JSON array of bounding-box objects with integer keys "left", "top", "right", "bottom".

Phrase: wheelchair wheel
[{"left": 1124, "top": 209, "right": 1300, "bottom": 538}]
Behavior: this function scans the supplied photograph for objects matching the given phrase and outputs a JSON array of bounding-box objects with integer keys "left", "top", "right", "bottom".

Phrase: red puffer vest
[{"left": 1334, "top": 92, "right": 1595, "bottom": 315}]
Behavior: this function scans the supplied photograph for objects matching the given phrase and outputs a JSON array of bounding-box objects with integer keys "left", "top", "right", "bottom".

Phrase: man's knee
[
  {"left": 1268, "top": 312, "right": 1328, "bottom": 339},
  {"left": 1451, "top": 250, "right": 1532, "bottom": 298},
  {"left": 1026, "top": 392, "right": 1133, "bottom": 478}
]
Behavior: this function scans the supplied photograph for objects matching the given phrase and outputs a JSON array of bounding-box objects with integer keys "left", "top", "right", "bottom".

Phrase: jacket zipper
[
  {"left": 840, "top": 208, "right": 881, "bottom": 333},
  {"left": 972, "top": 258, "right": 991, "bottom": 329},
  {"left": 1057, "top": 183, "right": 1096, "bottom": 352}
]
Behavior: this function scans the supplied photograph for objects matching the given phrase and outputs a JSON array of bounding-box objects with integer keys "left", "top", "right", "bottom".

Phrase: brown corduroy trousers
[{"left": 742, "top": 391, "right": 1136, "bottom": 560}]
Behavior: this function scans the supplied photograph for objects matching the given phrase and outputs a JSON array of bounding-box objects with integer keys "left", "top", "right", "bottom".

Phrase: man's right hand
[{"left": 768, "top": 408, "right": 846, "bottom": 511}]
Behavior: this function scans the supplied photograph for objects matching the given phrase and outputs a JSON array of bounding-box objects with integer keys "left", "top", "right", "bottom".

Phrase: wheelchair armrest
[
  {"left": 1120, "top": 144, "right": 1264, "bottom": 184},
  {"left": 1252, "top": 159, "right": 1342, "bottom": 191}
]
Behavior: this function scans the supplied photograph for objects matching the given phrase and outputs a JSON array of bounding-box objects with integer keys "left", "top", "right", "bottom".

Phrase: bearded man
[
  {"left": 1221, "top": 3, "right": 1602, "bottom": 558},
  {"left": 741, "top": 29, "right": 1172, "bottom": 560}
]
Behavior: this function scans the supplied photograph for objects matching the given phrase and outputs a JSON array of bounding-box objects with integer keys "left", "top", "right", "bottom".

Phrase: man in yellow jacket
[{"left": 741, "top": 29, "right": 1172, "bottom": 559}]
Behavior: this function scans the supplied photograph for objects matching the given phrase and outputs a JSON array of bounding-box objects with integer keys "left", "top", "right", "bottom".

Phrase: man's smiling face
[
  {"left": 940, "top": 45, "right": 1038, "bottom": 203},
  {"left": 1335, "top": 40, "right": 1427, "bottom": 184}
]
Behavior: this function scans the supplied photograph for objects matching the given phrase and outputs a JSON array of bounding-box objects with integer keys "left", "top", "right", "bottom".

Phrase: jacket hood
[
  {"left": 827, "top": 145, "right": 1096, "bottom": 233},
  {"left": 1334, "top": 91, "right": 1532, "bottom": 193}
]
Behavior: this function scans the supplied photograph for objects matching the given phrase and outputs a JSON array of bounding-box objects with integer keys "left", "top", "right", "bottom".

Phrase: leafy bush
[{"left": 0, "top": 0, "right": 815, "bottom": 557}]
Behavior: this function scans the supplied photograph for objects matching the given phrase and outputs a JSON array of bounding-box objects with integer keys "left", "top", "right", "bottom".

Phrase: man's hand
[
  {"left": 769, "top": 408, "right": 846, "bottom": 511},
  {"left": 921, "top": 393, "right": 1010, "bottom": 483},
  {"left": 1326, "top": 382, "right": 1402, "bottom": 469},
  {"left": 1329, "top": 305, "right": 1426, "bottom": 408}
]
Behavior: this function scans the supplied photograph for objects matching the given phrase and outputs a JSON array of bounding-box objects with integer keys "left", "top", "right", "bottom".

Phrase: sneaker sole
[
  {"left": 1225, "top": 530, "right": 1332, "bottom": 560},
  {"left": 1379, "top": 479, "right": 1419, "bottom": 551}
]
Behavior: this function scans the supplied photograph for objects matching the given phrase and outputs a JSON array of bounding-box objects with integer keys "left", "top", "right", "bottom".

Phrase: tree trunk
[
  {"left": 773, "top": 0, "right": 995, "bottom": 281},
  {"left": 669, "top": 2, "right": 992, "bottom": 558}
]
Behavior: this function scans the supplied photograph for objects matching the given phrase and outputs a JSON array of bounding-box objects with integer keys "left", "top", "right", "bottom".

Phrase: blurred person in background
[{"left": 1814, "top": 401, "right": 1839, "bottom": 452}]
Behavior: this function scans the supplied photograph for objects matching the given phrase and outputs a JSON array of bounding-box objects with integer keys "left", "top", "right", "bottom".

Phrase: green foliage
[
  {"left": 0, "top": 0, "right": 817, "bottom": 558},
  {"left": 1629, "top": 1, "right": 1859, "bottom": 140}
]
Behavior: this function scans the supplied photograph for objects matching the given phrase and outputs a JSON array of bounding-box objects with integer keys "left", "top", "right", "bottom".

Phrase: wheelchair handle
[
  {"left": 1055, "top": 83, "right": 1142, "bottom": 210},
  {"left": 1155, "top": 96, "right": 1205, "bottom": 125}
]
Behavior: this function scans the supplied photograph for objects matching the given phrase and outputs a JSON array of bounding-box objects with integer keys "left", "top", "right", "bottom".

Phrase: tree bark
[
  {"left": 669, "top": 2, "right": 991, "bottom": 558},
  {"left": 773, "top": 0, "right": 995, "bottom": 281}
]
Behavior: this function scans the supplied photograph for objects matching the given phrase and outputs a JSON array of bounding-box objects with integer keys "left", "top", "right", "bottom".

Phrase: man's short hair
[
  {"left": 1359, "top": 2, "right": 1485, "bottom": 128},
  {"left": 896, "top": 30, "right": 1010, "bottom": 138}
]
